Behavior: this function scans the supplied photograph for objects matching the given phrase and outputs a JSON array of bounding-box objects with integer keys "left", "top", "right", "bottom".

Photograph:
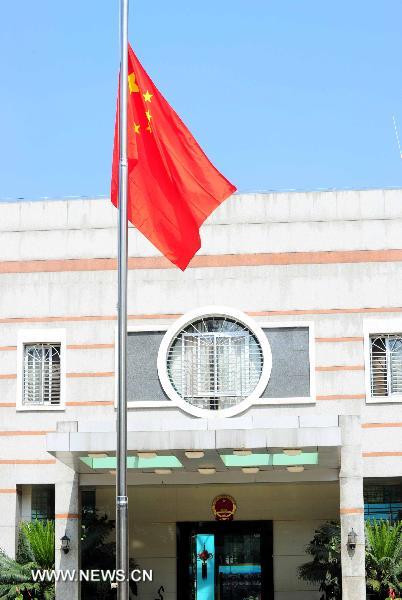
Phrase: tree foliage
[
  {"left": 298, "top": 521, "right": 342, "bottom": 600},
  {"left": 365, "top": 520, "right": 402, "bottom": 598},
  {"left": 20, "top": 521, "right": 54, "bottom": 571},
  {"left": 0, "top": 520, "right": 55, "bottom": 600},
  {"left": 299, "top": 519, "right": 402, "bottom": 600},
  {"left": 81, "top": 511, "right": 137, "bottom": 599},
  {"left": 0, "top": 551, "right": 41, "bottom": 600}
]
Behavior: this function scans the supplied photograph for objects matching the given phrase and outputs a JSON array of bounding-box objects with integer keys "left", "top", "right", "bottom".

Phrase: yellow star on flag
[
  {"left": 133, "top": 123, "right": 140, "bottom": 134},
  {"left": 146, "top": 124, "right": 152, "bottom": 133},
  {"left": 143, "top": 90, "right": 153, "bottom": 103},
  {"left": 128, "top": 73, "right": 139, "bottom": 93},
  {"left": 145, "top": 110, "right": 152, "bottom": 122}
]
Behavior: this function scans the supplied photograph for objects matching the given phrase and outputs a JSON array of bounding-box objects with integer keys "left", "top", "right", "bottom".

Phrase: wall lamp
[
  {"left": 347, "top": 528, "right": 357, "bottom": 551},
  {"left": 60, "top": 534, "right": 71, "bottom": 554}
]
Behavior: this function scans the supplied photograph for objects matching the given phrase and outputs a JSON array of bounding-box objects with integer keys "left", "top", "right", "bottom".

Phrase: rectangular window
[
  {"left": 182, "top": 332, "right": 250, "bottom": 400},
  {"left": 364, "top": 483, "right": 402, "bottom": 522},
  {"left": 31, "top": 485, "right": 55, "bottom": 521},
  {"left": 370, "top": 334, "right": 402, "bottom": 398},
  {"left": 17, "top": 329, "right": 66, "bottom": 411},
  {"left": 23, "top": 343, "right": 61, "bottom": 406}
]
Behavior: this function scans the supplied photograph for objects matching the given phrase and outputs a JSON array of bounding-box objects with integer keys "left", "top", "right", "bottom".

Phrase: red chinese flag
[{"left": 111, "top": 45, "right": 236, "bottom": 270}]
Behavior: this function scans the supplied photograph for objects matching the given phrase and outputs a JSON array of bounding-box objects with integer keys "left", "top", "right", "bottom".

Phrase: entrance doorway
[{"left": 177, "top": 521, "right": 273, "bottom": 600}]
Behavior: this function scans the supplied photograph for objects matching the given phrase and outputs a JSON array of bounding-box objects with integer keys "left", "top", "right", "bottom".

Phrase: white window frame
[
  {"left": 364, "top": 319, "right": 402, "bottom": 404},
  {"left": 16, "top": 329, "right": 66, "bottom": 411},
  {"left": 180, "top": 329, "right": 252, "bottom": 400},
  {"left": 119, "top": 306, "right": 316, "bottom": 418}
]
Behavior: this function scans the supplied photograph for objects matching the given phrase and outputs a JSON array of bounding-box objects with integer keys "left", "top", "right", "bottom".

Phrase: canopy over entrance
[{"left": 46, "top": 419, "right": 341, "bottom": 485}]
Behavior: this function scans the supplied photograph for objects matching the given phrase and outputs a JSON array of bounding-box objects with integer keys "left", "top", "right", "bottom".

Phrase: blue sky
[{"left": 1, "top": 0, "right": 401, "bottom": 200}]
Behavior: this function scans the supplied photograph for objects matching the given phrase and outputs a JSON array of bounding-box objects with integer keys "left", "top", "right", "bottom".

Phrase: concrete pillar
[
  {"left": 339, "top": 415, "right": 366, "bottom": 600},
  {"left": 55, "top": 473, "right": 80, "bottom": 600},
  {"left": 0, "top": 487, "right": 19, "bottom": 558},
  {"left": 21, "top": 484, "right": 32, "bottom": 522}
]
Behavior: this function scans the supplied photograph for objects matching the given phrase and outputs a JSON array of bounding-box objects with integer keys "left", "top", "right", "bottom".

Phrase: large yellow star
[
  {"left": 128, "top": 73, "right": 139, "bottom": 93},
  {"left": 143, "top": 90, "right": 153, "bottom": 103},
  {"left": 145, "top": 110, "right": 152, "bottom": 122},
  {"left": 133, "top": 123, "right": 140, "bottom": 134}
]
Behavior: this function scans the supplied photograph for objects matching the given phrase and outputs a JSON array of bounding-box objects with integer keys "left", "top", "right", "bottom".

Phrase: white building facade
[{"left": 1, "top": 189, "right": 402, "bottom": 600}]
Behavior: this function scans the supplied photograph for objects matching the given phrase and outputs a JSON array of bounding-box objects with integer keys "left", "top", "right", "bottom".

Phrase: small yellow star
[
  {"left": 145, "top": 110, "right": 152, "bottom": 122},
  {"left": 146, "top": 124, "right": 152, "bottom": 133},
  {"left": 133, "top": 123, "right": 140, "bottom": 134},
  {"left": 143, "top": 90, "right": 153, "bottom": 103},
  {"left": 128, "top": 73, "right": 139, "bottom": 93}
]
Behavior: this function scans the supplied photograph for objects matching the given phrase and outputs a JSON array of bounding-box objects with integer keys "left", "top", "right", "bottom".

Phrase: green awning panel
[
  {"left": 80, "top": 455, "right": 183, "bottom": 469},
  {"left": 220, "top": 452, "right": 318, "bottom": 467}
]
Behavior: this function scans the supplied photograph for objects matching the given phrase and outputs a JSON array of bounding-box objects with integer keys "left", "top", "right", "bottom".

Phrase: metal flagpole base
[{"left": 116, "top": 496, "right": 129, "bottom": 596}]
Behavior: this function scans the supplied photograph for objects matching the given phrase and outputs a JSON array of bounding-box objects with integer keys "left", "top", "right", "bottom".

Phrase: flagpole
[{"left": 116, "top": 0, "right": 129, "bottom": 598}]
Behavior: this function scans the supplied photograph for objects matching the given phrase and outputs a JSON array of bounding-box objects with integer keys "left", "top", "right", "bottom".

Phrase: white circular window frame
[{"left": 157, "top": 306, "right": 272, "bottom": 418}]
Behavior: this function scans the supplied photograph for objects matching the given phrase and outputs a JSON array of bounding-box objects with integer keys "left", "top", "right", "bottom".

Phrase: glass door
[
  {"left": 177, "top": 521, "right": 273, "bottom": 600},
  {"left": 216, "top": 532, "right": 262, "bottom": 600},
  {"left": 192, "top": 533, "right": 215, "bottom": 600}
]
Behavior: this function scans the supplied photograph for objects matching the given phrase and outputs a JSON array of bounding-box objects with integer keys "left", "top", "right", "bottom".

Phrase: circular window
[{"left": 157, "top": 307, "right": 272, "bottom": 416}]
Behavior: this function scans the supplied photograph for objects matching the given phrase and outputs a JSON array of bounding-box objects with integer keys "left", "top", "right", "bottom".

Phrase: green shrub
[
  {"left": 0, "top": 520, "right": 55, "bottom": 600},
  {"left": 298, "top": 521, "right": 342, "bottom": 600},
  {"left": 366, "top": 520, "right": 402, "bottom": 598},
  {"left": 20, "top": 521, "right": 54, "bottom": 571}
]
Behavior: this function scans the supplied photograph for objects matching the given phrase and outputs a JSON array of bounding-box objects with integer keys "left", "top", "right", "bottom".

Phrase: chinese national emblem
[{"left": 212, "top": 495, "right": 237, "bottom": 521}]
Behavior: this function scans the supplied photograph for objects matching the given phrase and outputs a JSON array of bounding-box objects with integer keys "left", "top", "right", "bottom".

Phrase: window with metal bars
[
  {"left": 23, "top": 343, "right": 61, "bottom": 406},
  {"left": 364, "top": 483, "right": 402, "bottom": 522},
  {"left": 31, "top": 485, "right": 55, "bottom": 521},
  {"left": 167, "top": 316, "right": 263, "bottom": 410},
  {"left": 370, "top": 334, "right": 402, "bottom": 397}
]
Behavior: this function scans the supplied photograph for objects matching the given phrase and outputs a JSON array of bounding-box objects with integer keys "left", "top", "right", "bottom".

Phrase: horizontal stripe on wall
[
  {"left": 0, "top": 401, "right": 114, "bottom": 408},
  {"left": 340, "top": 507, "right": 364, "bottom": 515},
  {"left": 66, "top": 343, "right": 114, "bottom": 350},
  {"left": 65, "top": 401, "right": 114, "bottom": 406},
  {"left": 55, "top": 513, "right": 79, "bottom": 519},
  {"left": 0, "top": 459, "right": 56, "bottom": 465},
  {"left": 250, "top": 307, "right": 402, "bottom": 317},
  {"left": 0, "top": 315, "right": 119, "bottom": 324},
  {"left": 363, "top": 452, "right": 402, "bottom": 458},
  {"left": 317, "top": 394, "right": 365, "bottom": 401},
  {"left": 0, "top": 430, "right": 53, "bottom": 436},
  {"left": 0, "top": 344, "right": 114, "bottom": 352},
  {"left": 0, "top": 488, "right": 17, "bottom": 494},
  {"left": 316, "top": 365, "right": 364, "bottom": 372},
  {"left": 362, "top": 422, "right": 402, "bottom": 429},
  {"left": 315, "top": 337, "right": 364, "bottom": 343},
  {"left": 66, "top": 372, "right": 114, "bottom": 378},
  {"left": 0, "top": 372, "right": 114, "bottom": 380},
  {"left": 3, "top": 248, "right": 402, "bottom": 274},
  {"left": 2, "top": 305, "right": 402, "bottom": 325}
]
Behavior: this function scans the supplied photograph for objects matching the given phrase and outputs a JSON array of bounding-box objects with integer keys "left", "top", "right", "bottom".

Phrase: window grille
[
  {"left": 167, "top": 316, "right": 263, "bottom": 410},
  {"left": 31, "top": 485, "right": 55, "bottom": 521},
  {"left": 364, "top": 483, "right": 402, "bottom": 523},
  {"left": 23, "top": 343, "right": 61, "bottom": 406},
  {"left": 370, "top": 334, "right": 402, "bottom": 397}
]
